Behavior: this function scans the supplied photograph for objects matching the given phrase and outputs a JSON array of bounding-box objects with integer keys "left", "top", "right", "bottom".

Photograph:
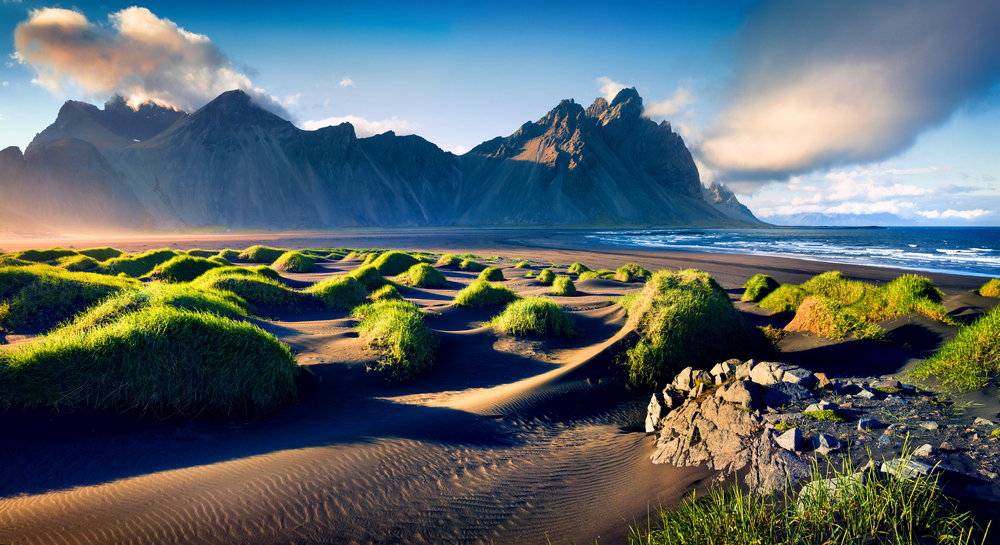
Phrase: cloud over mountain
[
  {"left": 700, "top": 0, "right": 1000, "bottom": 185},
  {"left": 13, "top": 7, "right": 291, "bottom": 118}
]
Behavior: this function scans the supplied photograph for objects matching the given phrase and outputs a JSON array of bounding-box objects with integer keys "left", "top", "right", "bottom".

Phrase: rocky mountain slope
[
  {"left": 1, "top": 88, "right": 757, "bottom": 232},
  {"left": 703, "top": 182, "right": 762, "bottom": 224}
]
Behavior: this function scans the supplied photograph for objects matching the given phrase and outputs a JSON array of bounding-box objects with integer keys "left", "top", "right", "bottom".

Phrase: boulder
[
  {"left": 813, "top": 372, "right": 832, "bottom": 389},
  {"left": 710, "top": 361, "right": 738, "bottom": 384},
  {"left": 919, "top": 421, "right": 939, "bottom": 431},
  {"left": 857, "top": 417, "right": 881, "bottom": 431},
  {"left": 913, "top": 444, "right": 936, "bottom": 457},
  {"left": 661, "top": 387, "right": 685, "bottom": 410},
  {"left": 734, "top": 359, "right": 758, "bottom": 380},
  {"left": 715, "top": 380, "right": 763, "bottom": 411},
  {"left": 645, "top": 393, "right": 667, "bottom": 433},
  {"left": 749, "top": 361, "right": 790, "bottom": 386},
  {"left": 762, "top": 382, "right": 814, "bottom": 408},
  {"left": 974, "top": 417, "right": 995, "bottom": 427},
  {"left": 804, "top": 400, "right": 838, "bottom": 413},
  {"left": 809, "top": 433, "right": 842, "bottom": 455},
  {"left": 775, "top": 428, "right": 802, "bottom": 452},
  {"left": 882, "top": 458, "right": 936, "bottom": 479},
  {"left": 796, "top": 472, "right": 867, "bottom": 511},
  {"left": 672, "top": 367, "right": 713, "bottom": 394},
  {"left": 780, "top": 367, "right": 815, "bottom": 389}
]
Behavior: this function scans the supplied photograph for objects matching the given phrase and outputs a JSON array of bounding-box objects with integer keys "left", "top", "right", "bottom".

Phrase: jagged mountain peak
[
  {"left": 28, "top": 95, "right": 187, "bottom": 152},
  {"left": 585, "top": 97, "right": 608, "bottom": 118}
]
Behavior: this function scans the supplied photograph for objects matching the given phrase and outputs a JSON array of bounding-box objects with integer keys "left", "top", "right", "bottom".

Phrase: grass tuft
[
  {"left": 371, "top": 251, "right": 420, "bottom": 277},
  {"left": 305, "top": 275, "right": 368, "bottom": 311},
  {"left": 742, "top": 274, "right": 781, "bottom": 302},
  {"left": 57, "top": 255, "right": 99, "bottom": 272},
  {"left": 490, "top": 297, "right": 579, "bottom": 338},
  {"left": 538, "top": 269, "right": 556, "bottom": 285},
  {"left": 579, "top": 269, "right": 616, "bottom": 280},
  {"left": 979, "top": 278, "right": 1000, "bottom": 298},
  {"left": 567, "top": 262, "right": 591, "bottom": 275},
  {"left": 617, "top": 263, "right": 651, "bottom": 282},
  {"left": 271, "top": 251, "right": 317, "bottom": 273},
  {"left": 368, "top": 284, "right": 403, "bottom": 302},
  {"left": 15, "top": 247, "right": 79, "bottom": 263},
  {"left": 352, "top": 300, "right": 440, "bottom": 381},
  {"left": 911, "top": 304, "right": 1000, "bottom": 392},
  {"left": 514, "top": 261, "right": 531, "bottom": 269},
  {"left": 478, "top": 267, "right": 505, "bottom": 282},
  {"left": 100, "top": 249, "right": 180, "bottom": 277},
  {"left": 238, "top": 245, "right": 287, "bottom": 263},
  {"left": 394, "top": 263, "right": 450, "bottom": 289},
  {"left": 349, "top": 265, "right": 394, "bottom": 293},
  {"left": 194, "top": 273, "right": 313, "bottom": 312},
  {"left": 435, "top": 254, "right": 462, "bottom": 267},
  {"left": 217, "top": 249, "right": 240, "bottom": 259},
  {"left": 621, "top": 269, "right": 770, "bottom": 387},
  {"left": 208, "top": 256, "right": 232, "bottom": 266},
  {"left": 551, "top": 276, "right": 577, "bottom": 296},
  {"left": 453, "top": 280, "right": 521, "bottom": 307},
  {"left": 185, "top": 249, "right": 216, "bottom": 258},
  {"left": 77, "top": 247, "right": 125, "bottom": 261},
  {"left": 459, "top": 258, "right": 485, "bottom": 272},
  {"left": 802, "top": 409, "right": 845, "bottom": 422},
  {"left": 149, "top": 255, "right": 223, "bottom": 283}
]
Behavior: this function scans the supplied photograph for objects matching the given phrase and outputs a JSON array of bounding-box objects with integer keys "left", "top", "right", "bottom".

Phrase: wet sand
[{"left": 0, "top": 229, "right": 991, "bottom": 544}]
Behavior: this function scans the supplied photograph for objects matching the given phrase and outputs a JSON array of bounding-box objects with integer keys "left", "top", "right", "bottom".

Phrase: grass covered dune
[{"left": 0, "top": 235, "right": 995, "bottom": 544}]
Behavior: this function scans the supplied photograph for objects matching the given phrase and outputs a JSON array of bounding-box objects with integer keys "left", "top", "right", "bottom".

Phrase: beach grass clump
[
  {"left": 371, "top": 251, "right": 420, "bottom": 277},
  {"left": 617, "top": 263, "right": 651, "bottom": 282},
  {"left": 490, "top": 297, "right": 579, "bottom": 338},
  {"left": 195, "top": 265, "right": 275, "bottom": 282},
  {"left": 348, "top": 265, "right": 394, "bottom": 293},
  {"left": 784, "top": 296, "right": 885, "bottom": 341},
  {"left": 616, "top": 292, "right": 641, "bottom": 313},
  {"left": 362, "top": 252, "right": 381, "bottom": 266},
  {"left": 978, "top": 278, "right": 1000, "bottom": 298},
  {"left": 453, "top": 280, "right": 521, "bottom": 308},
  {"left": 217, "top": 249, "right": 239, "bottom": 259},
  {"left": 185, "top": 249, "right": 216, "bottom": 258},
  {"left": 435, "top": 254, "right": 462, "bottom": 268},
  {"left": 551, "top": 276, "right": 577, "bottom": 296},
  {"left": 100, "top": 248, "right": 179, "bottom": 277},
  {"left": 340, "top": 251, "right": 361, "bottom": 262},
  {"left": 538, "top": 269, "right": 556, "bottom": 285},
  {"left": 0, "top": 306, "right": 298, "bottom": 420},
  {"left": 194, "top": 273, "right": 313, "bottom": 312},
  {"left": 741, "top": 274, "right": 780, "bottom": 302},
  {"left": 394, "top": 263, "right": 449, "bottom": 289},
  {"left": 911, "top": 304, "right": 1000, "bottom": 392},
  {"left": 0, "top": 255, "right": 32, "bottom": 268},
  {"left": 459, "top": 258, "right": 485, "bottom": 272},
  {"left": 621, "top": 269, "right": 770, "bottom": 387},
  {"left": 271, "top": 251, "right": 317, "bottom": 273},
  {"left": 77, "top": 247, "right": 125, "bottom": 261},
  {"left": 478, "top": 267, "right": 505, "bottom": 282},
  {"left": 57, "top": 255, "right": 99, "bottom": 272},
  {"left": 304, "top": 275, "right": 367, "bottom": 310},
  {"left": 238, "top": 245, "right": 287, "bottom": 263},
  {"left": 60, "top": 283, "right": 251, "bottom": 334},
  {"left": 368, "top": 284, "right": 403, "bottom": 302},
  {"left": 514, "top": 261, "right": 531, "bottom": 269},
  {"left": 208, "top": 256, "right": 231, "bottom": 266},
  {"left": 567, "top": 262, "right": 591, "bottom": 275},
  {"left": 15, "top": 247, "right": 79, "bottom": 263},
  {"left": 0, "top": 265, "right": 139, "bottom": 333},
  {"left": 579, "top": 269, "right": 616, "bottom": 280},
  {"left": 149, "top": 255, "right": 223, "bottom": 283},
  {"left": 352, "top": 300, "right": 440, "bottom": 381},
  {"left": 630, "top": 454, "right": 987, "bottom": 545},
  {"left": 759, "top": 285, "right": 809, "bottom": 313}
]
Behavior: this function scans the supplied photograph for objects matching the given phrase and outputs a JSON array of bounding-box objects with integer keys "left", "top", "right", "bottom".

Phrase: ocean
[{"left": 584, "top": 227, "right": 1000, "bottom": 278}]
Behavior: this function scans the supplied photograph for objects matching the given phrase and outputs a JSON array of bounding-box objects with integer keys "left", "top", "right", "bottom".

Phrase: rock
[
  {"left": 919, "top": 421, "right": 939, "bottom": 431},
  {"left": 661, "top": 387, "right": 685, "bottom": 410},
  {"left": 882, "top": 458, "right": 936, "bottom": 479},
  {"left": 645, "top": 393, "right": 667, "bottom": 433},
  {"left": 745, "top": 429, "right": 811, "bottom": 494},
  {"left": 872, "top": 379, "right": 901, "bottom": 390},
  {"left": 940, "top": 441, "right": 954, "bottom": 451},
  {"left": 857, "top": 417, "right": 881, "bottom": 431},
  {"left": 762, "top": 382, "right": 814, "bottom": 408},
  {"left": 734, "top": 359, "right": 758, "bottom": 380},
  {"left": 805, "top": 400, "right": 838, "bottom": 413},
  {"left": 775, "top": 428, "right": 803, "bottom": 451},
  {"left": 883, "top": 395, "right": 908, "bottom": 406},
  {"left": 764, "top": 413, "right": 805, "bottom": 423},
  {"left": 913, "top": 444, "right": 936, "bottom": 457},
  {"left": 710, "top": 361, "right": 736, "bottom": 383},
  {"left": 886, "top": 424, "right": 907, "bottom": 433},
  {"left": 877, "top": 435, "right": 893, "bottom": 447},
  {"left": 809, "top": 433, "right": 842, "bottom": 455},
  {"left": 974, "top": 417, "right": 995, "bottom": 427},
  {"left": 920, "top": 395, "right": 937, "bottom": 404},
  {"left": 749, "top": 361, "right": 792, "bottom": 386},
  {"left": 715, "top": 380, "right": 763, "bottom": 411},
  {"left": 796, "top": 472, "right": 867, "bottom": 511},
  {"left": 813, "top": 372, "right": 832, "bottom": 389},
  {"left": 672, "top": 367, "right": 712, "bottom": 394},
  {"left": 856, "top": 389, "right": 877, "bottom": 400},
  {"left": 780, "top": 367, "right": 815, "bottom": 389}
]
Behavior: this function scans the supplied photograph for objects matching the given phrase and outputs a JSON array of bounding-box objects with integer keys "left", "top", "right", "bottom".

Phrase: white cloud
[
  {"left": 444, "top": 145, "right": 468, "bottom": 155},
  {"left": 13, "top": 7, "right": 291, "bottom": 118},
  {"left": 301, "top": 115, "right": 419, "bottom": 138},
  {"left": 917, "top": 209, "right": 992, "bottom": 220},
  {"left": 644, "top": 87, "right": 695, "bottom": 119},
  {"left": 596, "top": 76, "right": 625, "bottom": 102},
  {"left": 1, "top": 82, "right": 7, "bottom": 86},
  {"left": 339, "top": 77, "right": 354, "bottom": 88}
]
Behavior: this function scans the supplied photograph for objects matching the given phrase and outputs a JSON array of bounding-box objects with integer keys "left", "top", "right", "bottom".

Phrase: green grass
[
  {"left": 538, "top": 269, "right": 556, "bottom": 285},
  {"left": 551, "top": 276, "right": 577, "bottom": 296},
  {"left": 524, "top": 271, "right": 535, "bottom": 278},
  {"left": 100, "top": 248, "right": 180, "bottom": 277},
  {"left": 802, "top": 409, "right": 845, "bottom": 422},
  {"left": 238, "top": 245, "right": 287, "bottom": 263},
  {"left": 630, "top": 453, "right": 987, "bottom": 545},
  {"left": 394, "top": 263, "right": 450, "bottom": 288},
  {"left": 217, "top": 249, "right": 240, "bottom": 259},
  {"left": 616, "top": 263, "right": 651, "bottom": 282},
  {"left": 352, "top": 300, "right": 440, "bottom": 382},
  {"left": 362, "top": 252, "right": 380, "bottom": 266},
  {"left": 185, "top": 249, "right": 216, "bottom": 258},
  {"left": 490, "top": 297, "right": 579, "bottom": 337},
  {"left": 368, "top": 284, "right": 403, "bottom": 302},
  {"left": 194, "top": 273, "right": 314, "bottom": 312},
  {"left": 304, "top": 275, "right": 368, "bottom": 311},
  {"left": 15, "top": 247, "right": 79, "bottom": 263},
  {"left": 616, "top": 292, "right": 641, "bottom": 313},
  {"left": 979, "top": 279, "right": 1000, "bottom": 298},
  {"left": 478, "top": 267, "right": 505, "bottom": 282},
  {"left": 579, "top": 269, "right": 616, "bottom": 280},
  {"left": 0, "top": 306, "right": 298, "bottom": 420},
  {"left": 57, "top": 255, "right": 99, "bottom": 272},
  {"left": 0, "top": 255, "right": 32, "bottom": 267},
  {"left": 195, "top": 265, "right": 277, "bottom": 282},
  {"left": 911, "top": 304, "right": 1000, "bottom": 392},
  {"left": 77, "top": 247, "right": 125, "bottom": 261},
  {"left": 758, "top": 271, "right": 952, "bottom": 340},
  {"left": 435, "top": 254, "right": 462, "bottom": 267},
  {"left": 272, "top": 251, "right": 317, "bottom": 273},
  {"left": 621, "top": 269, "right": 770, "bottom": 387},
  {"left": 514, "top": 261, "right": 531, "bottom": 269},
  {"left": 567, "top": 262, "right": 591, "bottom": 275},
  {"left": 459, "top": 258, "right": 485, "bottom": 272},
  {"left": 59, "top": 283, "right": 251, "bottom": 335},
  {"left": 348, "top": 265, "right": 394, "bottom": 292},
  {"left": 0, "top": 265, "right": 139, "bottom": 333},
  {"left": 370, "top": 251, "right": 420, "bottom": 276},
  {"left": 742, "top": 274, "right": 781, "bottom": 302},
  {"left": 149, "top": 255, "right": 223, "bottom": 283},
  {"left": 208, "top": 255, "right": 232, "bottom": 266},
  {"left": 341, "top": 251, "right": 362, "bottom": 262},
  {"left": 453, "top": 280, "right": 522, "bottom": 307}
]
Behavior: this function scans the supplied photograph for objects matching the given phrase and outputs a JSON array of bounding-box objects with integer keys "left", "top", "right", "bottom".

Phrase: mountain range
[{"left": 0, "top": 88, "right": 760, "bottom": 232}]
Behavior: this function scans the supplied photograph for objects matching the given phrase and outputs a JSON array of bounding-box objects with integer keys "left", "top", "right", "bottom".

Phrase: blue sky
[{"left": 2, "top": 0, "right": 998, "bottom": 225}]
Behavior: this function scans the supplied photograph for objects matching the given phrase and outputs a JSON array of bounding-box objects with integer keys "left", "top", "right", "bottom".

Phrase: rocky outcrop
[{"left": 702, "top": 182, "right": 762, "bottom": 224}]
